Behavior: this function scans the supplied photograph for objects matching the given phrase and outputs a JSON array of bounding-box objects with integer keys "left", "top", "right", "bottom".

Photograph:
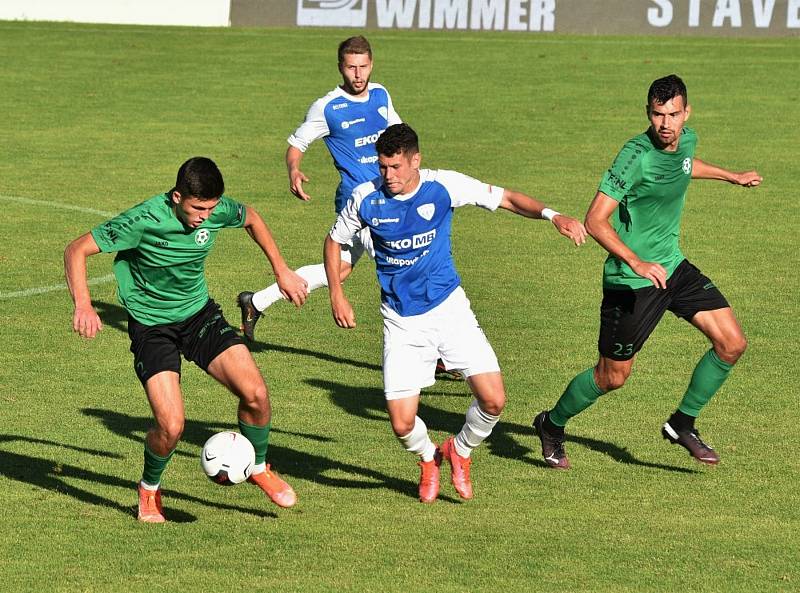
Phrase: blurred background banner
[
  {"left": 0, "top": 0, "right": 231, "bottom": 27},
  {"left": 1, "top": 0, "right": 798, "bottom": 35},
  {"left": 230, "top": 0, "right": 800, "bottom": 35}
]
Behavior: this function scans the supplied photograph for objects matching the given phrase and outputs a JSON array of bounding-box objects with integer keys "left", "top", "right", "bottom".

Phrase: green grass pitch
[{"left": 0, "top": 21, "right": 798, "bottom": 593}]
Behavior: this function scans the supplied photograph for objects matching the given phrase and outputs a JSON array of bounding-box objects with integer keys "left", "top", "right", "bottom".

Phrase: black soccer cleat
[
  {"left": 532, "top": 411, "right": 570, "bottom": 469},
  {"left": 435, "top": 359, "right": 463, "bottom": 380},
  {"left": 661, "top": 422, "right": 720, "bottom": 465},
  {"left": 237, "top": 291, "right": 262, "bottom": 341}
]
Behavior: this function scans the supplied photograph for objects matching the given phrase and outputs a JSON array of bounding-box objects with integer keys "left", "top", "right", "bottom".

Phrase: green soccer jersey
[
  {"left": 91, "top": 193, "right": 246, "bottom": 325},
  {"left": 597, "top": 127, "right": 697, "bottom": 289}
]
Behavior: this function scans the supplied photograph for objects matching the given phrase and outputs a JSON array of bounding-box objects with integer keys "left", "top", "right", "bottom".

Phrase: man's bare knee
[
  {"left": 479, "top": 392, "right": 505, "bottom": 416},
  {"left": 153, "top": 419, "right": 184, "bottom": 450},
  {"left": 239, "top": 383, "right": 269, "bottom": 414},
  {"left": 717, "top": 335, "right": 747, "bottom": 364},
  {"left": 391, "top": 418, "right": 415, "bottom": 437},
  {"left": 595, "top": 366, "right": 630, "bottom": 392}
]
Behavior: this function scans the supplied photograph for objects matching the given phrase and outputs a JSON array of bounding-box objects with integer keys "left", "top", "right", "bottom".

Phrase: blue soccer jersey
[
  {"left": 330, "top": 169, "right": 504, "bottom": 316},
  {"left": 288, "top": 82, "right": 401, "bottom": 212}
]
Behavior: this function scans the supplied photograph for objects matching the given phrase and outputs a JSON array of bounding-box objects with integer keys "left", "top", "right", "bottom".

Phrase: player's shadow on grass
[
  {"left": 249, "top": 341, "right": 382, "bottom": 373},
  {"left": 81, "top": 408, "right": 456, "bottom": 503},
  {"left": 0, "top": 434, "right": 277, "bottom": 522},
  {"left": 88, "top": 302, "right": 389, "bottom": 377},
  {"left": 312, "top": 379, "right": 696, "bottom": 474},
  {"left": 91, "top": 300, "right": 129, "bottom": 334}
]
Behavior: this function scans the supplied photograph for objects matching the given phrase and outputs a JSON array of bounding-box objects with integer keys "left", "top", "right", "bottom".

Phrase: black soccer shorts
[
  {"left": 598, "top": 259, "right": 730, "bottom": 361},
  {"left": 127, "top": 299, "right": 243, "bottom": 385}
]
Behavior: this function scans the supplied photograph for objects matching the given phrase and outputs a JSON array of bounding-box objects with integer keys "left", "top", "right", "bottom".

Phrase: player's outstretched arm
[
  {"left": 64, "top": 233, "right": 103, "bottom": 338},
  {"left": 692, "top": 159, "right": 762, "bottom": 187},
  {"left": 286, "top": 146, "right": 312, "bottom": 201},
  {"left": 585, "top": 192, "right": 667, "bottom": 289},
  {"left": 499, "top": 189, "right": 587, "bottom": 246},
  {"left": 244, "top": 206, "right": 308, "bottom": 307},
  {"left": 324, "top": 235, "right": 356, "bottom": 329}
]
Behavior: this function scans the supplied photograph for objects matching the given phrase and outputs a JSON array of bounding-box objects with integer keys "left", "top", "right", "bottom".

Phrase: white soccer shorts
[{"left": 382, "top": 286, "right": 500, "bottom": 400}]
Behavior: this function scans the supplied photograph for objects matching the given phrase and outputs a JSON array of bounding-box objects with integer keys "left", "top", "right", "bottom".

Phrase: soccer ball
[{"left": 200, "top": 431, "right": 255, "bottom": 485}]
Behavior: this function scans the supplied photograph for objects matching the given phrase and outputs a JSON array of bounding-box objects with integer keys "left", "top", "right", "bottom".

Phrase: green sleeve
[
  {"left": 597, "top": 140, "right": 645, "bottom": 202},
  {"left": 212, "top": 196, "right": 247, "bottom": 229},
  {"left": 90, "top": 202, "right": 149, "bottom": 253}
]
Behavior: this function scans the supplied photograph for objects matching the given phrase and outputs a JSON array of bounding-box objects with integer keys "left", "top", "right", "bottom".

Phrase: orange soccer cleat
[
  {"left": 137, "top": 484, "right": 165, "bottom": 523},
  {"left": 248, "top": 465, "right": 297, "bottom": 508},
  {"left": 440, "top": 437, "right": 473, "bottom": 500},
  {"left": 418, "top": 447, "right": 442, "bottom": 503}
]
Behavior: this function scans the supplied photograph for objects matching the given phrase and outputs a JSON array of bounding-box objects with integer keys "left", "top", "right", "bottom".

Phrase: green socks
[
  {"left": 548, "top": 349, "right": 734, "bottom": 428},
  {"left": 140, "top": 420, "right": 273, "bottom": 486},
  {"left": 142, "top": 444, "right": 175, "bottom": 487},
  {"left": 238, "top": 419, "right": 271, "bottom": 465},
  {"left": 678, "top": 348, "right": 734, "bottom": 417},
  {"left": 550, "top": 367, "right": 606, "bottom": 427}
]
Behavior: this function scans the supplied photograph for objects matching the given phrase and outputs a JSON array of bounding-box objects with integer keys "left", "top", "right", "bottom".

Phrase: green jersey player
[
  {"left": 532, "top": 75, "right": 762, "bottom": 468},
  {"left": 64, "top": 157, "right": 308, "bottom": 522}
]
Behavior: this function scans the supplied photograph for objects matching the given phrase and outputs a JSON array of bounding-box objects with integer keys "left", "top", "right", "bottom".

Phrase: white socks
[
  {"left": 251, "top": 264, "right": 329, "bottom": 311},
  {"left": 399, "top": 403, "right": 500, "bottom": 461},
  {"left": 398, "top": 416, "right": 438, "bottom": 462},
  {"left": 453, "top": 399, "right": 500, "bottom": 458}
]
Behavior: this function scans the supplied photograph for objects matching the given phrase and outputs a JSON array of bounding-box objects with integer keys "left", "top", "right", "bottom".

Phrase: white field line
[
  {"left": 0, "top": 194, "right": 114, "bottom": 218},
  {"left": 0, "top": 194, "right": 116, "bottom": 299}
]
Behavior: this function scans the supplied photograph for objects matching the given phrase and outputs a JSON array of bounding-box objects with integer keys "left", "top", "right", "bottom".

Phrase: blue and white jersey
[
  {"left": 288, "top": 82, "right": 401, "bottom": 213},
  {"left": 330, "top": 169, "right": 504, "bottom": 317}
]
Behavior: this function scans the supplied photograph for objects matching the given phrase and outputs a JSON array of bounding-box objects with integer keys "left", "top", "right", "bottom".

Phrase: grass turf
[{"left": 0, "top": 21, "right": 798, "bottom": 593}]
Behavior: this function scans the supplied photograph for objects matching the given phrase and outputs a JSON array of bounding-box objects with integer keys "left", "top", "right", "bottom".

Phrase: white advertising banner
[
  {"left": 2, "top": 0, "right": 798, "bottom": 35},
  {"left": 0, "top": 0, "right": 232, "bottom": 27},
  {"left": 296, "top": 0, "right": 368, "bottom": 27},
  {"left": 231, "top": 0, "right": 800, "bottom": 35}
]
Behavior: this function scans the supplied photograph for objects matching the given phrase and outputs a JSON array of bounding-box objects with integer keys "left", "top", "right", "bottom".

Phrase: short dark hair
[
  {"left": 376, "top": 123, "right": 419, "bottom": 158},
  {"left": 174, "top": 157, "right": 224, "bottom": 200},
  {"left": 338, "top": 36, "right": 372, "bottom": 65},
  {"left": 648, "top": 74, "right": 687, "bottom": 107}
]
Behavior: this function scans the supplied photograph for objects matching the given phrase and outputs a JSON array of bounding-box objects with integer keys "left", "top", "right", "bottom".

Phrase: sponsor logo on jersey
[
  {"left": 385, "top": 249, "right": 430, "bottom": 267},
  {"left": 195, "top": 229, "right": 210, "bottom": 245},
  {"left": 384, "top": 229, "right": 436, "bottom": 250},
  {"left": 371, "top": 217, "right": 400, "bottom": 226},
  {"left": 416, "top": 203, "right": 435, "bottom": 221},
  {"left": 607, "top": 171, "right": 627, "bottom": 190},
  {"left": 331, "top": 102, "right": 349, "bottom": 110},
  {"left": 359, "top": 155, "right": 378, "bottom": 164},
  {"left": 682, "top": 157, "right": 692, "bottom": 174},
  {"left": 341, "top": 117, "right": 366, "bottom": 129},
  {"left": 355, "top": 131, "right": 384, "bottom": 147}
]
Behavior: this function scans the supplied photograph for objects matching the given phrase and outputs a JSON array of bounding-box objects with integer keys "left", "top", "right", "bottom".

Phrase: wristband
[{"left": 541, "top": 207, "right": 560, "bottom": 221}]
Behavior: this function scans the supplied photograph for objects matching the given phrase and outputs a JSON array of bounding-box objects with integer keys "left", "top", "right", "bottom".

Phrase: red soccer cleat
[
  {"left": 248, "top": 465, "right": 297, "bottom": 508},
  {"left": 418, "top": 447, "right": 442, "bottom": 503},
  {"left": 440, "top": 437, "right": 473, "bottom": 500},
  {"left": 137, "top": 484, "right": 165, "bottom": 523}
]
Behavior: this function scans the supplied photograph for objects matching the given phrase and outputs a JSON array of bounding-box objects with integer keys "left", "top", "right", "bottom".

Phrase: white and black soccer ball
[{"left": 200, "top": 431, "right": 255, "bottom": 485}]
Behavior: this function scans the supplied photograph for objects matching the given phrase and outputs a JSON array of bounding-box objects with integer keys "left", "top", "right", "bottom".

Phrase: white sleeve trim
[
  {"left": 385, "top": 89, "right": 402, "bottom": 125},
  {"left": 287, "top": 94, "right": 332, "bottom": 152},
  {"left": 433, "top": 170, "right": 504, "bottom": 211},
  {"left": 329, "top": 181, "right": 373, "bottom": 243}
]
